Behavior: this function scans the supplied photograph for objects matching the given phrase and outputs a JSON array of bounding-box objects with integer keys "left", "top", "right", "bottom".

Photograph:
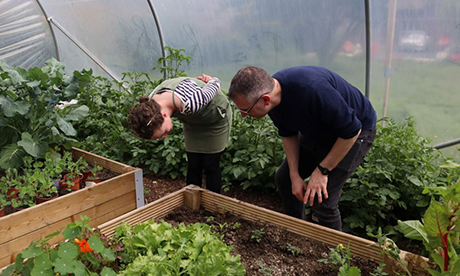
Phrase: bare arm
[
  {"left": 282, "top": 135, "right": 306, "bottom": 202},
  {"left": 304, "top": 130, "right": 361, "bottom": 206}
]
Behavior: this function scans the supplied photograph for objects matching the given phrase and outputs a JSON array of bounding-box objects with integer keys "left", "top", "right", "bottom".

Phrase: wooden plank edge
[
  {"left": 0, "top": 172, "right": 136, "bottom": 242},
  {"left": 71, "top": 147, "right": 138, "bottom": 174},
  {"left": 97, "top": 187, "right": 187, "bottom": 235},
  {"left": 196, "top": 187, "right": 430, "bottom": 274},
  {"left": 0, "top": 199, "right": 136, "bottom": 268}
]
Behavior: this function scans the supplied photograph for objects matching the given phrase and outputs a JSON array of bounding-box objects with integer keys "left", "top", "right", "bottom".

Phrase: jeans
[
  {"left": 186, "top": 151, "right": 223, "bottom": 193},
  {"left": 275, "top": 128, "right": 376, "bottom": 231}
]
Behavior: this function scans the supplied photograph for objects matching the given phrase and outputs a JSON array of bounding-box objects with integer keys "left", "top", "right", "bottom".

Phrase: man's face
[{"left": 231, "top": 93, "right": 269, "bottom": 119}]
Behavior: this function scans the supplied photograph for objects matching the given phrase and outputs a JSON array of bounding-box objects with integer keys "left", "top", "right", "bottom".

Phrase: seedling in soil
[
  {"left": 258, "top": 263, "right": 273, "bottom": 275},
  {"left": 287, "top": 242, "right": 303, "bottom": 257},
  {"left": 318, "top": 243, "right": 361, "bottom": 275},
  {"left": 251, "top": 228, "right": 265, "bottom": 243}
]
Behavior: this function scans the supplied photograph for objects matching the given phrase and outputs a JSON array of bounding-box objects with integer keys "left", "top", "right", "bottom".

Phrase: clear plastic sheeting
[
  {"left": 38, "top": 0, "right": 163, "bottom": 80},
  {"left": 152, "top": 0, "right": 367, "bottom": 89},
  {"left": 369, "top": 0, "right": 460, "bottom": 158},
  {"left": 0, "top": 0, "right": 56, "bottom": 68},
  {"left": 0, "top": 0, "right": 459, "bottom": 159}
]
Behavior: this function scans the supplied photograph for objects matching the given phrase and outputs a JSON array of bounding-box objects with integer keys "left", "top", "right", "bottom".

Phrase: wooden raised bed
[
  {"left": 98, "top": 185, "right": 431, "bottom": 275},
  {"left": 0, "top": 147, "right": 144, "bottom": 269}
]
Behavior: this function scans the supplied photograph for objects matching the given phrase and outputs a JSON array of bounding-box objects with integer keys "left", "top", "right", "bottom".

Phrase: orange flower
[{"left": 74, "top": 238, "right": 94, "bottom": 253}]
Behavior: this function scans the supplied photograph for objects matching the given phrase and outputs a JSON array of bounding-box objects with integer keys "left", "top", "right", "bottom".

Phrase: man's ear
[{"left": 261, "top": 94, "right": 271, "bottom": 106}]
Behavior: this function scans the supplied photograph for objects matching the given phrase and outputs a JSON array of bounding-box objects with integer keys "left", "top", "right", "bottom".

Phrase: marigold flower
[{"left": 75, "top": 238, "right": 94, "bottom": 253}]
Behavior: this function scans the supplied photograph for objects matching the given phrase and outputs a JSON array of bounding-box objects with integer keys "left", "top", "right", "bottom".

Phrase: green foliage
[
  {"left": 318, "top": 243, "right": 362, "bottom": 276},
  {"left": 398, "top": 162, "right": 460, "bottom": 275},
  {"left": 1, "top": 216, "right": 121, "bottom": 276},
  {"left": 367, "top": 227, "right": 406, "bottom": 276},
  {"left": 153, "top": 46, "right": 191, "bottom": 79},
  {"left": 0, "top": 58, "right": 90, "bottom": 170},
  {"left": 286, "top": 243, "right": 303, "bottom": 257},
  {"left": 250, "top": 228, "right": 265, "bottom": 243},
  {"left": 258, "top": 263, "right": 273, "bottom": 275},
  {"left": 114, "top": 220, "right": 245, "bottom": 275},
  {"left": 341, "top": 117, "right": 453, "bottom": 236},
  {"left": 221, "top": 110, "right": 284, "bottom": 191}
]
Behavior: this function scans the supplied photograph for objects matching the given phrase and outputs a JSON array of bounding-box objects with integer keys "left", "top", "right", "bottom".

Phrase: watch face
[{"left": 318, "top": 165, "right": 330, "bottom": 175}]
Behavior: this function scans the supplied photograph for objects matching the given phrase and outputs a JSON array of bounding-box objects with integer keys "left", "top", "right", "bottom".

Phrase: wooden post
[
  {"left": 184, "top": 185, "right": 201, "bottom": 211},
  {"left": 382, "top": 0, "right": 398, "bottom": 125}
]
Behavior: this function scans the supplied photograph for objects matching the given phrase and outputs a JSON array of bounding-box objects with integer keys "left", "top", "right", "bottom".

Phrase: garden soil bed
[
  {"left": 143, "top": 174, "right": 379, "bottom": 275},
  {"left": 163, "top": 205, "right": 378, "bottom": 276}
]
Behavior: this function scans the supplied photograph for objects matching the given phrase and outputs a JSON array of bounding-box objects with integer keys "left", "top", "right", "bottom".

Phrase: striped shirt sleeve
[{"left": 174, "top": 77, "right": 221, "bottom": 115}]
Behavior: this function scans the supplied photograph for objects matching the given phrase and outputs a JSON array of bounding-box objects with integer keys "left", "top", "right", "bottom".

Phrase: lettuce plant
[{"left": 114, "top": 220, "right": 245, "bottom": 275}]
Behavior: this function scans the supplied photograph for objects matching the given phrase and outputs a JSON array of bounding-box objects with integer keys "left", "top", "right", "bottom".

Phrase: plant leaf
[
  {"left": 57, "top": 115, "right": 77, "bottom": 136},
  {"left": 64, "top": 105, "right": 89, "bottom": 121},
  {"left": 57, "top": 242, "right": 78, "bottom": 259},
  {"left": 17, "top": 132, "right": 48, "bottom": 158},
  {"left": 73, "top": 261, "right": 87, "bottom": 276},
  {"left": 53, "top": 258, "right": 77, "bottom": 275},
  {"left": 62, "top": 225, "right": 80, "bottom": 240},
  {"left": 100, "top": 267, "right": 117, "bottom": 276},
  {"left": 424, "top": 201, "right": 450, "bottom": 237},
  {"left": 88, "top": 236, "right": 104, "bottom": 252},
  {"left": 0, "top": 144, "right": 26, "bottom": 169},
  {"left": 0, "top": 95, "right": 29, "bottom": 117},
  {"left": 397, "top": 220, "right": 429, "bottom": 244}
]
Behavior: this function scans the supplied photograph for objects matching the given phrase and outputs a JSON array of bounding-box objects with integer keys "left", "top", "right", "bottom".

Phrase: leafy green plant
[
  {"left": 318, "top": 243, "right": 362, "bottom": 276},
  {"left": 341, "top": 117, "right": 452, "bottom": 237},
  {"left": 7, "top": 169, "right": 36, "bottom": 209},
  {"left": 153, "top": 46, "right": 191, "bottom": 79},
  {"left": 398, "top": 160, "right": 460, "bottom": 275},
  {"left": 286, "top": 243, "right": 303, "bottom": 257},
  {"left": 258, "top": 263, "right": 273, "bottom": 275},
  {"left": 114, "top": 220, "right": 245, "bottom": 275},
  {"left": 367, "top": 227, "right": 408, "bottom": 276},
  {"left": 0, "top": 58, "right": 91, "bottom": 170},
  {"left": 1, "top": 215, "right": 120, "bottom": 276},
  {"left": 0, "top": 185, "right": 9, "bottom": 210},
  {"left": 251, "top": 228, "right": 265, "bottom": 243},
  {"left": 221, "top": 112, "right": 284, "bottom": 191}
]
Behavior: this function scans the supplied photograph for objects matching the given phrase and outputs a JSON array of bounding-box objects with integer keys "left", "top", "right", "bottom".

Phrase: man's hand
[
  {"left": 291, "top": 174, "right": 307, "bottom": 202},
  {"left": 304, "top": 168, "right": 329, "bottom": 206}
]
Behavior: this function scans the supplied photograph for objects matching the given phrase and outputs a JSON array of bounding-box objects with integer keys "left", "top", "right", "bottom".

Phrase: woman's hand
[{"left": 197, "top": 74, "right": 212, "bottom": 83}]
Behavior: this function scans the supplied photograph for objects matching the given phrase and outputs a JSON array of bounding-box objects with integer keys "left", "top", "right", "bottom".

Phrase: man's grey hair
[{"left": 228, "top": 66, "right": 274, "bottom": 101}]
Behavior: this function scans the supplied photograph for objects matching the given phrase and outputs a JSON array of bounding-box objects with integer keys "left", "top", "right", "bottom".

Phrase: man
[{"left": 228, "top": 65, "right": 377, "bottom": 231}]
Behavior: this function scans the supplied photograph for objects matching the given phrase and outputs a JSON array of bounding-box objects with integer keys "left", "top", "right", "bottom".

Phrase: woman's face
[{"left": 150, "top": 113, "right": 173, "bottom": 140}]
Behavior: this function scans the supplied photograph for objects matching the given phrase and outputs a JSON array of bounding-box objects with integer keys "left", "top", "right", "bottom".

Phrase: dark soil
[{"left": 143, "top": 174, "right": 379, "bottom": 275}]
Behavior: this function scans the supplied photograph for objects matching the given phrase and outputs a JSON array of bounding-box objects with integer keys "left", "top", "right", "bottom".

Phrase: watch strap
[{"left": 317, "top": 164, "right": 331, "bottom": 175}]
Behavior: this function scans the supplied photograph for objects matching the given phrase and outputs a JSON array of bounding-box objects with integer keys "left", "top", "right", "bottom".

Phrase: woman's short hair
[{"left": 128, "top": 96, "right": 164, "bottom": 139}]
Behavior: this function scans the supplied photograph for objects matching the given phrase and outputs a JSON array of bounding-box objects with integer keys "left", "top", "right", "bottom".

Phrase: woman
[{"left": 128, "top": 74, "right": 232, "bottom": 193}]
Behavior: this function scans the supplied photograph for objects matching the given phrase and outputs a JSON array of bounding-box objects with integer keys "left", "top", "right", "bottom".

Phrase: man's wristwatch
[{"left": 317, "top": 164, "right": 331, "bottom": 175}]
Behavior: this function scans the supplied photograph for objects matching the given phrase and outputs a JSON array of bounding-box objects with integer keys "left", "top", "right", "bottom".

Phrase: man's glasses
[{"left": 235, "top": 92, "right": 269, "bottom": 115}]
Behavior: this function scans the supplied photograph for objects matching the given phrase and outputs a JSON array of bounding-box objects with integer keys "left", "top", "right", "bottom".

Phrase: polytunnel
[{"left": 1, "top": 0, "right": 459, "bottom": 160}]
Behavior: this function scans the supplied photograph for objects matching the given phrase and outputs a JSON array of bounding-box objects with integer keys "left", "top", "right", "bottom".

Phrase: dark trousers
[
  {"left": 186, "top": 151, "right": 223, "bottom": 193},
  {"left": 275, "top": 128, "right": 376, "bottom": 231}
]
